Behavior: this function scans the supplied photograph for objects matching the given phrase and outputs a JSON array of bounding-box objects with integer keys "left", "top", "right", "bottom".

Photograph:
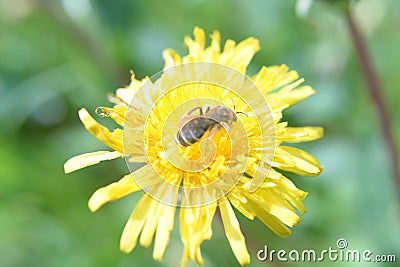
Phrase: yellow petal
[
  {"left": 193, "top": 26, "right": 206, "bottom": 49},
  {"left": 252, "top": 65, "right": 299, "bottom": 94},
  {"left": 78, "top": 108, "right": 123, "bottom": 152},
  {"left": 88, "top": 174, "right": 141, "bottom": 212},
  {"left": 88, "top": 164, "right": 161, "bottom": 212},
  {"left": 254, "top": 188, "right": 300, "bottom": 227},
  {"left": 273, "top": 65, "right": 299, "bottom": 89},
  {"left": 114, "top": 73, "right": 149, "bottom": 105},
  {"left": 280, "top": 127, "right": 324, "bottom": 143},
  {"left": 257, "top": 210, "right": 292, "bottom": 237},
  {"left": 203, "top": 30, "right": 221, "bottom": 62},
  {"left": 277, "top": 85, "right": 315, "bottom": 108},
  {"left": 227, "top": 191, "right": 256, "bottom": 220},
  {"left": 163, "top": 48, "right": 182, "bottom": 69},
  {"left": 219, "top": 197, "right": 250, "bottom": 266},
  {"left": 95, "top": 105, "right": 127, "bottom": 126},
  {"left": 180, "top": 204, "right": 216, "bottom": 266},
  {"left": 221, "top": 37, "right": 260, "bottom": 71},
  {"left": 240, "top": 192, "right": 291, "bottom": 237},
  {"left": 273, "top": 176, "right": 308, "bottom": 214},
  {"left": 153, "top": 205, "right": 176, "bottom": 261},
  {"left": 115, "top": 87, "right": 134, "bottom": 104},
  {"left": 139, "top": 200, "right": 160, "bottom": 247},
  {"left": 277, "top": 146, "right": 323, "bottom": 176},
  {"left": 64, "top": 151, "right": 122, "bottom": 173},
  {"left": 184, "top": 27, "right": 206, "bottom": 61},
  {"left": 120, "top": 194, "right": 152, "bottom": 253},
  {"left": 139, "top": 182, "right": 179, "bottom": 250},
  {"left": 268, "top": 205, "right": 300, "bottom": 227}
]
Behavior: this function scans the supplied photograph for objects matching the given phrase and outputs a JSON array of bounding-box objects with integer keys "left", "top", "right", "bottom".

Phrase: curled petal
[
  {"left": 78, "top": 108, "right": 123, "bottom": 152},
  {"left": 96, "top": 106, "right": 127, "bottom": 126}
]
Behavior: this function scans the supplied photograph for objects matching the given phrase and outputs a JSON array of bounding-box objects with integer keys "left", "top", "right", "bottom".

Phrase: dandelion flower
[{"left": 64, "top": 27, "right": 323, "bottom": 266}]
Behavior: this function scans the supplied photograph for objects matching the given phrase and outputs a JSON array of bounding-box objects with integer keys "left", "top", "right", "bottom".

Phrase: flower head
[{"left": 64, "top": 27, "right": 323, "bottom": 266}]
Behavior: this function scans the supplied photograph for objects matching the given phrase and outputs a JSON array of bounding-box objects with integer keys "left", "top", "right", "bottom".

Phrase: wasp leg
[
  {"left": 201, "top": 125, "right": 219, "bottom": 159},
  {"left": 220, "top": 121, "right": 231, "bottom": 132},
  {"left": 203, "top": 104, "right": 210, "bottom": 115},
  {"left": 207, "top": 124, "right": 219, "bottom": 139},
  {"left": 178, "top": 106, "right": 204, "bottom": 128},
  {"left": 186, "top": 106, "right": 203, "bottom": 116},
  {"left": 236, "top": 111, "right": 248, "bottom": 117}
]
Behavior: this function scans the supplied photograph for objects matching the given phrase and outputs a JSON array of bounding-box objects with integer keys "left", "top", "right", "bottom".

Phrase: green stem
[{"left": 346, "top": 7, "right": 400, "bottom": 197}]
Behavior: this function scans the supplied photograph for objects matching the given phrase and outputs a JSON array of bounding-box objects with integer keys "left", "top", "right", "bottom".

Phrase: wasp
[{"left": 175, "top": 104, "right": 246, "bottom": 147}]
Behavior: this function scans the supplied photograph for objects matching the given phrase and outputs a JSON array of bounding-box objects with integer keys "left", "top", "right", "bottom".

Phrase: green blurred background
[{"left": 1, "top": 0, "right": 399, "bottom": 266}]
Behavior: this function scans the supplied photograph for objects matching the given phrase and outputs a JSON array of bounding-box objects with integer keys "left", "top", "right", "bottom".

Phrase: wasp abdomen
[{"left": 176, "top": 117, "right": 214, "bottom": 146}]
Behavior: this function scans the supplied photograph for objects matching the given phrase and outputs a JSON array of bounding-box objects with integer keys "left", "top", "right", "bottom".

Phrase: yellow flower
[{"left": 64, "top": 27, "right": 323, "bottom": 266}]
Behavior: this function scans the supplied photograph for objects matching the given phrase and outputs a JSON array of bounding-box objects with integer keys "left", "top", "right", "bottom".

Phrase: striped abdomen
[{"left": 176, "top": 117, "right": 215, "bottom": 147}]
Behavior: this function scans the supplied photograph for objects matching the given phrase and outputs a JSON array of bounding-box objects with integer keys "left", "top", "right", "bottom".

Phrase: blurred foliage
[{"left": 1, "top": 0, "right": 400, "bottom": 266}]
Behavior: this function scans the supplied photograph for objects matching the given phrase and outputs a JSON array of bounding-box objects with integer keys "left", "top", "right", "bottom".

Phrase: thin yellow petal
[
  {"left": 163, "top": 48, "right": 182, "bottom": 69},
  {"left": 227, "top": 191, "right": 256, "bottom": 220},
  {"left": 64, "top": 151, "right": 122, "bottom": 173},
  {"left": 280, "top": 127, "right": 324, "bottom": 143},
  {"left": 114, "top": 72, "right": 149, "bottom": 105},
  {"left": 219, "top": 197, "right": 250, "bottom": 266},
  {"left": 193, "top": 26, "right": 206, "bottom": 49},
  {"left": 277, "top": 85, "right": 315, "bottom": 107},
  {"left": 252, "top": 65, "right": 299, "bottom": 94},
  {"left": 241, "top": 192, "right": 291, "bottom": 237},
  {"left": 180, "top": 204, "right": 216, "bottom": 266},
  {"left": 209, "top": 30, "right": 221, "bottom": 52},
  {"left": 277, "top": 146, "right": 323, "bottom": 176},
  {"left": 78, "top": 108, "right": 123, "bottom": 152},
  {"left": 139, "top": 200, "right": 159, "bottom": 247},
  {"left": 88, "top": 173, "right": 141, "bottom": 212},
  {"left": 115, "top": 87, "right": 134, "bottom": 104},
  {"left": 221, "top": 37, "right": 260, "bottom": 70},
  {"left": 273, "top": 65, "right": 299, "bottom": 89},
  {"left": 120, "top": 194, "right": 152, "bottom": 253},
  {"left": 273, "top": 177, "right": 308, "bottom": 214},
  {"left": 255, "top": 189, "right": 300, "bottom": 227},
  {"left": 88, "top": 164, "right": 162, "bottom": 212},
  {"left": 184, "top": 27, "right": 206, "bottom": 61},
  {"left": 153, "top": 205, "right": 176, "bottom": 261}
]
